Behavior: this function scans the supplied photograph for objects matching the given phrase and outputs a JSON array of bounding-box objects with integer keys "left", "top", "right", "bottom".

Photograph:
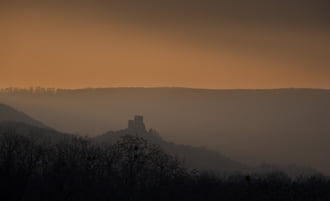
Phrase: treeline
[
  {"left": 0, "top": 132, "right": 329, "bottom": 201},
  {"left": 0, "top": 87, "right": 122, "bottom": 95},
  {"left": 0, "top": 87, "right": 58, "bottom": 94}
]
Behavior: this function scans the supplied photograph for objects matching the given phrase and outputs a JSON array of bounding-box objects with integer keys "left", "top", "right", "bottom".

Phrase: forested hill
[{"left": 1, "top": 88, "right": 329, "bottom": 173}]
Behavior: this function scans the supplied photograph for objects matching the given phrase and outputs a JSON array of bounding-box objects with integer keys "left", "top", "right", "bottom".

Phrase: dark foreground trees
[{"left": 0, "top": 132, "right": 329, "bottom": 201}]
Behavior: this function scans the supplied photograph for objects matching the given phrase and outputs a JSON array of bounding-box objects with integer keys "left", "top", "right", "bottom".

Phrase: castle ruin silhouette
[{"left": 128, "top": 115, "right": 146, "bottom": 132}]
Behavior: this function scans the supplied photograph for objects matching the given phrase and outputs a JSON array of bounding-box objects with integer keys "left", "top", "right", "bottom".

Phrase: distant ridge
[
  {"left": 1, "top": 87, "right": 330, "bottom": 93},
  {"left": 0, "top": 104, "right": 47, "bottom": 128},
  {"left": 95, "top": 115, "right": 249, "bottom": 173},
  {"left": 0, "top": 105, "right": 320, "bottom": 176},
  {"left": 1, "top": 88, "right": 329, "bottom": 174},
  {"left": 0, "top": 121, "right": 68, "bottom": 141},
  {"left": 95, "top": 115, "right": 318, "bottom": 176}
]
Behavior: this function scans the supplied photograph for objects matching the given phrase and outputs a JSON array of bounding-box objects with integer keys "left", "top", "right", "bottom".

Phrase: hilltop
[{"left": 1, "top": 88, "right": 329, "bottom": 173}]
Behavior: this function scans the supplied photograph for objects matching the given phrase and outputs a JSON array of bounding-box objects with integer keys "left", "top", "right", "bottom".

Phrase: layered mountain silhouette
[
  {"left": 0, "top": 104, "right": 70, "bottom": 141},
  {"left": 95, "top": 115, "right": 318, "bottom": 176},
  {"left": 0, "top": 121, "right": 68, "bottom": 142},
  {"left": 94, "top": 115, "right": 247, "bottom": 173},
  {"left": 0, "top": 102, "right": 320, "bottom": 176},
  {"left": 0, "top": 104, "right": 47, "bottom": 128},
  {"left": 0, "top": 103, "right": 247, "bottom": 173},
  {"left": 1, "top": 88, "right": 329, "bottom": 173}
]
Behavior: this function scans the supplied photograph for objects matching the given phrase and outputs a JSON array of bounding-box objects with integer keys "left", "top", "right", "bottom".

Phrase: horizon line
[{"left": 0, "top": 86, "right": 329, "bottom": 91}]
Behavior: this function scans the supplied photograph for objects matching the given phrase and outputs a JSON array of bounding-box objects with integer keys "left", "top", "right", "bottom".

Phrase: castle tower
[{"left": 127, "top": 115, "right": 146, "bottom": 132}]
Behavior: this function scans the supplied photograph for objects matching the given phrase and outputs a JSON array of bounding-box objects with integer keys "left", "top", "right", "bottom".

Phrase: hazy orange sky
[{"left": 1, "top": 1, "right": 330, "bottom": 89}]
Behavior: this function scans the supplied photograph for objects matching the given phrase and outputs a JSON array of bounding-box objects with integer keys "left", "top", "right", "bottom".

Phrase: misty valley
[
  {"left": 0, "top": 89, "right": 330, "bottom": 201},
  {"left": 2, "top": 0, "right": 330, "bottom": 199}
]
